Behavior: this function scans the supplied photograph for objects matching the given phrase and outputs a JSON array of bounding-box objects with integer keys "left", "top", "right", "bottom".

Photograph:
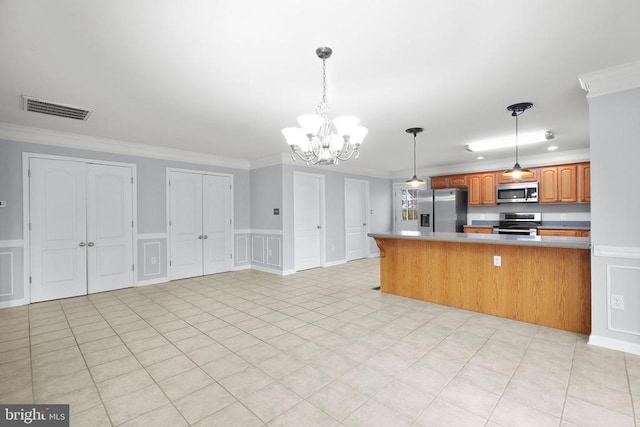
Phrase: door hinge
[
  {"left": 131, "top": 221, "right": 134, "bottom": 228},
  {"left": 169, "top": 220, "right": 172, "bottom": 227},
  {"left": 132, "top": 264, "right": 135, "bottom": 271},
  {"left": 229, "top": 184, "right": 232, "bottom": 190},
  {"left": 29, "top": 222, "right": 32, "bottom": 231},
  {"left": 230, "top": 253, "right": 233, "bottom": 259},
  {"left": 131, "top": 177, "right": 133, "bottom": 184},
  {"left": 28, "top": 169, "right": 31, "bottom": 178},
  {"left": 169, "top": 260, "right": 172, "bottom": 266},
  {"left": 168, "top": 180, "right": 171, "bottom": 187},
  {"left": 229, "top": 219, "right": 232, "bottom": 225},
  {"left": 29, "top": 276, "right": 32, "bottom": 284}
]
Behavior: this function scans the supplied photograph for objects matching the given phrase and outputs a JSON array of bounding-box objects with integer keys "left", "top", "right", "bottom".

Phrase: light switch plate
[{"left": 0, "top": 201, "right": 6, "bottom": 208}]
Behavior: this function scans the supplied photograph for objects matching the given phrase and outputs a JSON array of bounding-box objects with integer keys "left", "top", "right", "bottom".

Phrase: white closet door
[
  {"left": 345, "top": 179, "right": 369, "bottom": 261},
  {"left": 30, "top": 158, "right": 87, "bottom": 302},
  {"left": 87, "top": 164, "right": 134, "bottom": 293},
  {"left": 169, "top": 171, "right": 204, "bottom": 279},
  {"left": 203, "top": 174, "right": 232, "bottom": 275},
  {"left": 294, "top": 173, "right": 322, "bottom": 271}
]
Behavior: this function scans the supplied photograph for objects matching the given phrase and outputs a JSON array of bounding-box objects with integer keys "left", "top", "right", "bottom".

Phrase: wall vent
[{"left": 22, "top": 95, "right": 93, "bottom": 121}]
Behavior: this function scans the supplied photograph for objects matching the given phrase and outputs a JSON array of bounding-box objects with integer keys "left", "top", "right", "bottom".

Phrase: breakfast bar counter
[{"left": 369, "top": 231, "right": 591, "bottom": 334}]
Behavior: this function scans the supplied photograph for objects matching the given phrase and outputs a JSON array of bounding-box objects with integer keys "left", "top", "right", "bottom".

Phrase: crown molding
[
  {"left": 578, "top": 60, "right": 640, "bottom": 98},
  {"left": 390, "top": 148, "right": 591, "bottom": 180},
  {"left": 0, "top": 122, "right": 251, "bottom": 170}
]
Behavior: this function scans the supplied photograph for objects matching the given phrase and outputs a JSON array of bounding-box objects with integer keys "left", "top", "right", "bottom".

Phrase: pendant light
[
  {"left": 405, "top": 127, "right": 426, "bottom": 187},
  {"left": 503, "top": 102, "right": 534, "bottom": 179}
]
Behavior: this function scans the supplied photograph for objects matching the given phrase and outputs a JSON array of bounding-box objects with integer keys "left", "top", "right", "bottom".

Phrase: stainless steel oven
[{"left": 497, "top": 212, "right": 541, "bottom": 236}]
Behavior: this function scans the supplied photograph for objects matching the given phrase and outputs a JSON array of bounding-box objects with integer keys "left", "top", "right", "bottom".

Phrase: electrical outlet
[
  {"left": 493, "top": 255, "right": 501, "bottom": 267},
  {"left": 611, "top": 294, "right": 625, "bottom": 310},
  {"left": 150, "top": 256, "right": 157, "bottom": 265},
  {"left": 560, "top": 213, "right": 567, "bottom": 220}
]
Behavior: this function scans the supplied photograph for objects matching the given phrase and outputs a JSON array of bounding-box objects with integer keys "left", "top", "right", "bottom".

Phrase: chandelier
[{"left": 281, "top": 47, "right": 368, "bottom": 165}]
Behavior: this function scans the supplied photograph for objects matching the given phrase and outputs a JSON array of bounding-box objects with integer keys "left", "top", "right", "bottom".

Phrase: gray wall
[
  {"left": 250, "top": 165, "right": 283, "bottom": 230},
  {"left": 589, "top": 87, "right": 640, "bottom": 350}
]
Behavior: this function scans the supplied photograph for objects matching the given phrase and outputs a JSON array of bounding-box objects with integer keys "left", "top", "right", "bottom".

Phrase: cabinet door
[
  {"left": 463, "top": 226, "right": 493, "bottom": 234},
  {"left": 449, "top": 175, "right": 468, "bottom": 188},
  {"left": 481, "top": 173, "right": 496, "bottom": 205},
  {"left": 496, "top": 168, "right": 538, "bottom": 184},
  {"left": 431, "top": 176, "right": 449, "bottom": 189},
  {"left": 558, "top": 165, "right": 577, "bottom": 203},
  {"left": 578, "top": 163, "right": 591, "bottom": 203},
  {"left": 539, "top": 167, "right": 559, "bottom": 203},
  {"left": 538, "top": 229, "right": 580, "bottom": 237},
  {"left": 468, "top": 175, "right": 482, "bottom": 205}
]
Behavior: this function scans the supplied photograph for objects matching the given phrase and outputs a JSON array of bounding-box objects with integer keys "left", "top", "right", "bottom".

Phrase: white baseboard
[
  {"left": 136, "top": 277, "right": 169, "bottom": 287},
  {"left": 251, "top": 264, "right": 286, "bottom": 275},
  {"left": 233, "top": 264, "right": 251, "bottom": 271},
  {"left": 324, "top": 259, "right": 347, "bottom": 268},
  {"left": 0, "top": 299, "right": 27, "bottom": 309},
  {"left": 588, "top": 334, "right": 640, "bottom": 356}
]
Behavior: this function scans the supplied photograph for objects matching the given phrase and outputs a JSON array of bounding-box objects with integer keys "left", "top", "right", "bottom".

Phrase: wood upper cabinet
[
  {"left": 431, "top": 174, "right": 468, "bottom": 189},
  {"left": 496, "top": 168, "right": 539, "bottom": 184},
  {"left": 539, "top": 164, "right": 577, "bottom": 203},
  {"left": 468, "top": 173, "right": 496, "bottom": 205},
  {"left": 578, "top": 162, "right": 591, "bottom": 203}
]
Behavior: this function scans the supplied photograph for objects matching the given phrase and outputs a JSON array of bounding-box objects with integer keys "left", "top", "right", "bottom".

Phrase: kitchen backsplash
[{"left": 467, "top": 203, "right": 590, "bottom": 226}]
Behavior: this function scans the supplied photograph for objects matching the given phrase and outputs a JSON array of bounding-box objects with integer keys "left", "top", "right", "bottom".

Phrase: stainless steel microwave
[{"left": 496, "top": 182, "right": 538, "bottom": 203}]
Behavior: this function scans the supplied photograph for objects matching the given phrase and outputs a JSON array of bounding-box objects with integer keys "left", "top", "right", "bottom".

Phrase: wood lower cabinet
[
  {"left": 468, "top": 173, "right": 496, "bottom": 205},
  {"left": 463, "top": 226, "right": 494, "bottom": 234},
  {"left": 578, "top": 162, "right": 591, "bottom": 203},
  {"left": 538, "top": 228, "right": 590, "bottom": 237},
  {"left": 540, "top": 164, "right": 577, "bottom": 203}
]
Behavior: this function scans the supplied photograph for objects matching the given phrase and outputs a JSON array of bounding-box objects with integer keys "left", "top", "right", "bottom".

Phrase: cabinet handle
[
  {"left": 87, "top": 242, "right": 95, "bottom": 247},
  {"left": 79, "top": 242, "right": 86, "bottom": 247}
]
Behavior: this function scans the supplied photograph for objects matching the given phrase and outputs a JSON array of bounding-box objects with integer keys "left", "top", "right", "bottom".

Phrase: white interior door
[
  {"left": 87, "top": 164, "right": 134, "bottom": 293},
  {"left": 30, "top": 158, "right": 87, "bottom": 302},
  {"left": 345, "top": 179, "right": 369, "bottom": 261},
  {"left": 393, "top": 183, "right": 419, "bottom": 232},
  {"left": 203, "top": 174, "right": 232, "bottom": 275},
  {"left": 294, "top": 173, "right": 323, "bottom": 271},
  {"left": 169, "top": 171, "right": 204, "bottom": 280}
]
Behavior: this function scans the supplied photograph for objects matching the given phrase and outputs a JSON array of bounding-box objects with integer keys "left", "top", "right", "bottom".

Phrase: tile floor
[{"left": 1, "top": 258, "right": 639, "bottom": 426}]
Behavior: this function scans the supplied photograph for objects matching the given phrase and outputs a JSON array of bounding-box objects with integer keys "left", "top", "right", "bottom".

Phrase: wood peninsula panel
[{"left": 375, "top": 238, "right": 591, "bottom": 334}]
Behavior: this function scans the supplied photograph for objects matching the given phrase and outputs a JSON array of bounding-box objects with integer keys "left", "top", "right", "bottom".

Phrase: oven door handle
[{"left": 497, "top": 228, "right": 537, "bottom": 235}]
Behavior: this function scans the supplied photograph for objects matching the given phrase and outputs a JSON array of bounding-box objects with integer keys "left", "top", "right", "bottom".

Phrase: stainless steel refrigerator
[{"left": 418, "top": 188, "right": 468, "bottom": 232}]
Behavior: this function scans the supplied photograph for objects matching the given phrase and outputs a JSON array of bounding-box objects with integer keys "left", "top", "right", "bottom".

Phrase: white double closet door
[
  {"left": 169, "top": 171, "right": 232, "bottom": 280},
  {"left": 29, "top": 158, "right": 134, "bottom": 303}
]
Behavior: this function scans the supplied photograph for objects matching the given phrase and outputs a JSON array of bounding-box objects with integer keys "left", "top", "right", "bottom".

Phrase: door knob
[
  {"left": 87, "top": 242, "right": 95, "bottom": 247},
  {"left": 317, "top": 225, "right": 321, "bottom": 229},
  {"left": 203, "top": 235, "right": 208, "bottom": 239},
  {"left": 363, "top": 223, "right": 367, "bottom": 226},
  {"left": 198, "top": 235, "right": 203, "bottom": 239},
  {"left": 79, "top": 242, "right": 86, "bottom": 247}
]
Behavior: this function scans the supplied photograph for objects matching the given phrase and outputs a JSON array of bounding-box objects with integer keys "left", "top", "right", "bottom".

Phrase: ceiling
[{"left": 1, "top": 1, "right": 639, "bottom": 177}]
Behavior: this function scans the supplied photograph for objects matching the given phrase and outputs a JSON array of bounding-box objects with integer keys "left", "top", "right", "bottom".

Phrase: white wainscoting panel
[{"left": 252, "top": 236, "right": 265, "bottom": 264}]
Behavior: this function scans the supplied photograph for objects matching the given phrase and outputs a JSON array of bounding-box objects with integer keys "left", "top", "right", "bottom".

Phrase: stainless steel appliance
[
  {"left": 496, "top": 182, "right": 538, "bottom": 203},
  {"left": 418, "top": 188, "right": 468, "bottom": 232},
  {"left": 497, "top": 212, "right": 541, "bottom": 236}
]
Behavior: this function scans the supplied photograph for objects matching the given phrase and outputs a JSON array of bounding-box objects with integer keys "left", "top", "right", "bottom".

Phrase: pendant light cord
[
  {"left": 515, "top": 111, "right": 520, "bottom": 163},
  {"left": 413, "top": 133, "right": 417, "bottom": 176}
]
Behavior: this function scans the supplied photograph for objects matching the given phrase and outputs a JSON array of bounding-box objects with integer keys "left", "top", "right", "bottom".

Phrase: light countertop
[{"left": 369, "top": 231, "right": 590, "bottom": 249}]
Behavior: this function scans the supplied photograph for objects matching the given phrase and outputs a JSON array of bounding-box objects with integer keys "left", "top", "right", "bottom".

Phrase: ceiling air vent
[{"left": 22, "top": 95, "right": 93, "bottom": 121}]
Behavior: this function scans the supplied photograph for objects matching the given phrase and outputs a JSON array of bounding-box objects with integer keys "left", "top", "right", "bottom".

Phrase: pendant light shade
[
  {"left": 503, "top": 102, "right": 534, "bottom": 178},
  {"left": 405, "top": 128, "right": 426, "bottom": 187}
]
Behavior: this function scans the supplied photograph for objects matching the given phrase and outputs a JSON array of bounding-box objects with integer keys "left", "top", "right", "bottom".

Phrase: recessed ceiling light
[
  {"left": 547, "top": 145, "right": 559, "bottom": 151},
  {"left": 476, "top": 156, "right": 485, "bottom": 160},
  {"left": 465, "top": 131, "right": 554, "bottom": 152}
]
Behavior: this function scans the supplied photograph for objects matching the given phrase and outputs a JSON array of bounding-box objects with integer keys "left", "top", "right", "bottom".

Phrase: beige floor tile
[
  {"left": 97, "top": 368, "right": 154, "bottom": 402},
  {"left": 269, "top": 401, "right": 338, "bottom": 427},
  {"left": 454, "top": 362, "right": 511, "bottom": 395},
  {"left": 0, "top": 385, "right": 33, "bottom": 404},
  {"left": 185, "top": 342, "right": 232, "bottom": 366},
  {"left": 0, "top": 345, "right": 30, "bottom": 365},
  {"left": 34, "top": 369, "right": 94, "bottom": 402},
  {"left": 146, "top": 354, "right": 196, "bottom": 381},
  {"left": 158, "top": 367, "right": 214, "bottom": 400},
  {"left": 370, "top": 379, "right": 433, "bottom": 419},
  {"left": 236, "top": 342, "right": 280, "bottom": 364},
  {"left": 71, "top": 404, "right": 112, "bottom": 427},
  {"left": 339, "top": 364, "right": 393, "bottom": 397},
  {"left": 47, "top": 384, "right": 102, "bottom": 415},
  {"left": 89, "top": 354, "right": 141, "bottom": 383},
  {"left": 104, "top": 384, "right": 169, "bottom": 426},
  {"left": 240, "top": 382, "right": 301, "bottom": 423},
  {"left": 415, "top": 398, "right": 486, "bottom": 427},
  {"left": 490, "top": 397, "right": 560, "bottom": 427},
  {"left": 280, "top": 365, "right": 332, "bottom": 398},
  {"left": 119, "top": 402, "right": 188, "bottom": 427},
  {"left": 84, "top": 344, "right": 132, "bottom": 368},
  {"left": 218, "top": 366, "right": 274, "bottom": 399},
  {"left": 136, "top": 343, "right": 182, "bottom": 367},
  {"left": 202, "top": 353, "right": 251, "bottom": 380},
  {"left": 343, "top": 399, "right": 411, "bottom": 427},
  {"left": 438, "top": 378, "right": 500, "bottom": 419},
  {"left": 192, "top": 401, "right": 263, "bottom": 427},
  {"left": 173, "top": 383, "right": 236, "bottom": 424},
  {"left": 562, "top": 396, "right": 634, "bottom": 427},
  {"left": 257, "top": 353, "right": 304, "bottom": 380},
  {"left": 308, "top": 381, "right": 369, "bottom": 422}
]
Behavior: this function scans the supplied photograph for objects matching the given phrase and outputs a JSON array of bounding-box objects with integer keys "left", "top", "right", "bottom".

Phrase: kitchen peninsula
[{"left": 369, "top": 232, "right": 591, "bottom": 334}]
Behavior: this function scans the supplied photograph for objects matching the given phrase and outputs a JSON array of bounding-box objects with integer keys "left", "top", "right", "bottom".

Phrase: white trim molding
[
  {"left": 589, "top": 334, "right": 640, "bottom": 356},
  {"left": 1, "top": 123, "right": 250, "bottom": 170},
  {"left": 136, "top": 277, "right": 170, "bottom": 287},
  {"left": 251, "top": 229, "right": 283, "bottom": 235},
  {"left": 324, "top": 259, "right": 347, "bottom": 268},
  {"left": 234, "top": 229, "right": 251, "bottom": 235},
  {"left": 137, "top": 233, "right": 168, "bottom": 240},
  {"left": 0, "top": 252, "right": 15, "bottom": 297},
  {"left": 593, "top": 245, "right": 640, "bottom": 260},
  {"left": 0, "top": 240, "right": 24, "bottom": 248},
  {"left": 0, "top": 299, "right": 27, "bottom": 309},
  {"left": 578, "top": 60, "right": 640, "bottom": 98}
]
